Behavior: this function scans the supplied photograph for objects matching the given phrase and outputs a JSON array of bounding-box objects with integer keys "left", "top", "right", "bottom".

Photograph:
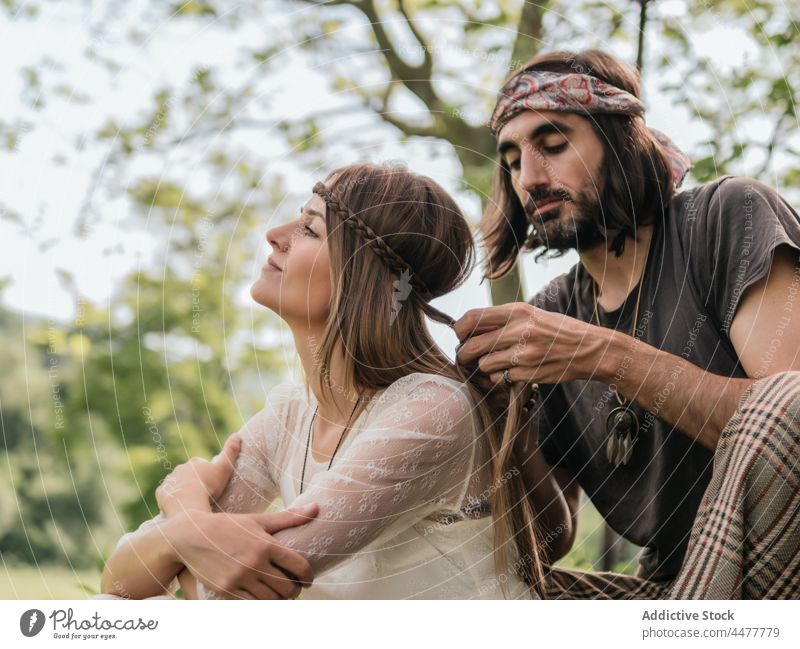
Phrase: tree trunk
[{"left": 489, "top": 268, "right": 524, "bottom": 305}]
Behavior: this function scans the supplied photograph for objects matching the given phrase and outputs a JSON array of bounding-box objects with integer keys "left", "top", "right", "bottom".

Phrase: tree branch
[
  {"left": 636, "top": 0, "right": 650, "bottom": 73},
  {"left": 378, "top": 110, "right": 440, "bottom": 138},
  {"left": 757, "top": 111, "right": 788, "bottom": 177},
  {"left": 509, "top": 1, "right": 550, "bottom": 71},
  {"left": 299, "top": 0, "right": 441, "bottom": 108},
  {"left": 294, "top": 2, "right": 496, "bottom": 168},
  {"left": 368, "top": 79, "right": 440, "bottom": 138},
  {"left": 155, "top": 105, "right": 363, "bottom": 150},
  {"left": 359, "top": 0, "right": 440, "bottom": 107},
  {"left": 397, "top": 0, "right": 433, "bottom": 78}
]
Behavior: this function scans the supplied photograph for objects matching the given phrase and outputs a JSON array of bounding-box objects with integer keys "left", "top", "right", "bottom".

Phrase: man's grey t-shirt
[{"left": 529, "top": 175, "right": 800, "bottom": 580}]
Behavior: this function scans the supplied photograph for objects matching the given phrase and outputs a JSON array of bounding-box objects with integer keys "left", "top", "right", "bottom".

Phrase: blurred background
[{"left": 0, "top": 0, "right": 798, "bottom": 598}]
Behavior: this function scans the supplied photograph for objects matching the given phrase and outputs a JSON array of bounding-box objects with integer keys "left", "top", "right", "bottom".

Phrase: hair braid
[{"left": 312, "top": 181, "right": 434, "bottom": 298}]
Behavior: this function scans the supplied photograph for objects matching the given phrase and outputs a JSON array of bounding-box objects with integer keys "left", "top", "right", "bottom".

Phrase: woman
[{"left": 100, "top": 162, "right": 554, "bottom": 599}]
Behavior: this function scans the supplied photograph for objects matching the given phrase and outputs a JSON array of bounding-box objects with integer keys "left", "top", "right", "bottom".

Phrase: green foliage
[
  {"left": 656, "top": 1, "right": 799, "bottom": 187},
  {"left": 61, "top": 176, "right": 287, "bottom": 529},
  {"left": 169, "top": 1, "right": 217, "bottom": 18},
  {"left": 0, "top": 305, "right": 121, "bottom": 568}
]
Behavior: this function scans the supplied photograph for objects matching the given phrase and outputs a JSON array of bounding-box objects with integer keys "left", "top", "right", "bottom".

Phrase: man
[{"left": 454, "top": 49, "right": 800, "bottom": 599}]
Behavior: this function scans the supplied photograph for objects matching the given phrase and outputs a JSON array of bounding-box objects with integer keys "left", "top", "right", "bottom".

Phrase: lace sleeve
[
  {"left": 211, "top": 383, "right": 299, "bottom": 514},
  {"left": 112, "top": 513, "right": 181, "bottom": 597},
  {"left": 270, "top": 375, "right": 477, "bottom": 576}
]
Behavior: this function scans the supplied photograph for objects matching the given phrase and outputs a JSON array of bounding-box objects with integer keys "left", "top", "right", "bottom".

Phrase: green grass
[
  {"left": 561, "top": 495, "right": 641, "bottom": 575},
  {"left": 0, "top": 563, "right": 101, "bottom": 599}
]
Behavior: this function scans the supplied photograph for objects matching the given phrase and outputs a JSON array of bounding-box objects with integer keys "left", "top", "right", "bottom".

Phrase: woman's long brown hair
[{"left": 308, "top": 162, "right": 547, "bottom": 598}]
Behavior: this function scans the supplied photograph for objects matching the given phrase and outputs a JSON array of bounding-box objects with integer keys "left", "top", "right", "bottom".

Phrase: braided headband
[
  {"left": 490, "top": 70, "right": 692, "bottom": 187},
  {"left": 311, "top": 181, "right": 456, "bottom": 328}
]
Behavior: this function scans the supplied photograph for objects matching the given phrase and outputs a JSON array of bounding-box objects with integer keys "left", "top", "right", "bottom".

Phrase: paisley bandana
[{"left": 490, "top": 70, "right": 692, "bottom": 186}]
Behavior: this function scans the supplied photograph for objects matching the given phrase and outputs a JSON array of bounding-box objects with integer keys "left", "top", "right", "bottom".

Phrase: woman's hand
[
  {"left": 156, "top": 434, "right": 242, "bottom": 517},
  {"left": 168, "top": 505, "right": 319, "bottom": 600}
]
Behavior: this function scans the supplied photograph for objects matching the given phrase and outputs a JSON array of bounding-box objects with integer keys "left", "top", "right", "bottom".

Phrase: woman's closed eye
[{"left": 303, "top": 224, "right": 318, "bottom": 238}]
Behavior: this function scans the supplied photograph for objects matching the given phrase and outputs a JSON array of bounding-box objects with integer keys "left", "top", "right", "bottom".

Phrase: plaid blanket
[{"left": 545, "top": 371, "right": 800, "bottom": 600}]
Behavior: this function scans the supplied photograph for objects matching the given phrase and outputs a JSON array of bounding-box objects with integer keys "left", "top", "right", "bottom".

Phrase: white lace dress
[{"left": 120, "top": 372, "right": 535, "bottom": 600}]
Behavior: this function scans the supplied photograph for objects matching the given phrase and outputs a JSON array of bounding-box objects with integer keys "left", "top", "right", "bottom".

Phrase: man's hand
[
  {"left": 169, "top": 505, "right": 319, "bottom": 600},
  {"left": 454, "top": 302, "right": 609, "bottom": 386},
  {"left": 156, "top": 434, "right": 242, "bottom": 516}
]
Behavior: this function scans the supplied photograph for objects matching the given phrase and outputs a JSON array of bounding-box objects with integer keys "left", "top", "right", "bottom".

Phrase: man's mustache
[{"left": 524, "top": 188, "right": 573, "bottom": 217}]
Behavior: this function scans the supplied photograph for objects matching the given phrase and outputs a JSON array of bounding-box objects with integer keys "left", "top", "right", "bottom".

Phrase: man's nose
[{"left": 518, "top": 148, "right": 552, "bottom": 194}]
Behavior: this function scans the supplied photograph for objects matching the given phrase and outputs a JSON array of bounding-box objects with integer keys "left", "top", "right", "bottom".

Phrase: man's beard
[{"left": 524, "top": 186, "right": 607, "bottom": 253}]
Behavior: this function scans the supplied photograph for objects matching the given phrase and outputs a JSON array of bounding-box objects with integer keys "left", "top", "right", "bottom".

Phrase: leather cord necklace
[
  {"left": 299, "top": 397, "right": 361, "bottom": 495},
  {"left": 591, "top": 238, "right": 651, "bottom": 467}
]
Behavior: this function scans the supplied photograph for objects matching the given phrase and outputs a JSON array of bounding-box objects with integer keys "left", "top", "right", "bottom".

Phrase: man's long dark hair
[{"left": 483, "top": 49, "right": 677, "bottom": 279}]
